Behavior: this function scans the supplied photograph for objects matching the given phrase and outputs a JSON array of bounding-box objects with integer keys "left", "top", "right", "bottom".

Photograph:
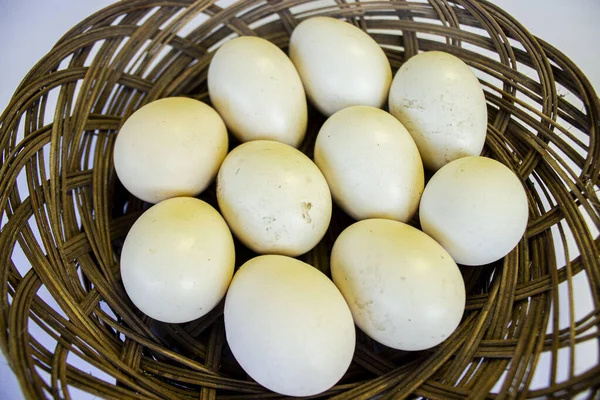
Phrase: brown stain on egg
[{"left": 301, "top": 201, "right": 312, "bottom": 223}]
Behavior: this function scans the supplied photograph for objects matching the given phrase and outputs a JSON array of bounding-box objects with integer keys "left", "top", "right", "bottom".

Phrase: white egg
[
  {"left": 331, "top": 219, "right": 465, "bottom": 351},
  {"left": 315, "top": 106, "right": 424, "bottom": 222},
  {"left": 419, "top": 156, "right": 529, "bottom": 266},
  {"left": 113, "top": 97, "right": 228, "bottom": 203},
  {"left": 225, "top": 255, "right": 355, "bottom": 396},
  {"left": 388, "top": 51, "right": 487, "bottom": 171},
  {"left": 217, "top": 140, "right": 332, "bottom": 256},
  {"left": 289, "top": 16, "right": 392, "bottom": 116},
  {"left": 208, "top": 36, "right": 307, "bottom": 147},
  {"left": 120, "top": 197, "right": 235, "bottom": 323}
]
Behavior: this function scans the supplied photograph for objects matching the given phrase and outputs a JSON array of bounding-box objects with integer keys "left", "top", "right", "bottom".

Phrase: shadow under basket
[{"left": 1, "top": 0, "right": 599, "bottom": 399}]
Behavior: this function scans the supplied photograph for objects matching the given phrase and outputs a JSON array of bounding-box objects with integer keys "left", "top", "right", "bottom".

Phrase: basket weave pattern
[{"left": 1, "top": 0, "right": 599, "bottom": 399}]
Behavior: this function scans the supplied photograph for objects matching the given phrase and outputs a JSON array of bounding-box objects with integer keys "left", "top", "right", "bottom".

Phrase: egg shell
[
  {"left": 208, "top": 36, "right": 307, "bottom": 147},
  {"left": 113, "top": 97, "right": 228, "bottom": 203},
  {"left": 388, "top": 51, "right": 487, "bottom": 171},
  {"left": 315, "top": 106, "right": 424, "bottom": 222},
  {"left": 120, "top": 197, "right": 235, "bottom": 323},
  {"left": 419, "top": 156, "right": 529, "bottom": 266},
  {"left": 331, "top": 218, "right": 466, "bottom": 351},
  {"left": 289, "top": 16, "right": 392, "bottom": 116},
  {"left": 224, "top": 255, "right": 355, "bottom": 397},
  {"left": 217, "top": 140, "right": 332, "bottom": 256}
]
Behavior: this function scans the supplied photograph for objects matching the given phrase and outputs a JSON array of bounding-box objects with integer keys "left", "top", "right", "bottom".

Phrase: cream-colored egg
[
  {"left": 217, "top": 140, "right": 331, "bottom": 256},
  {"left": 120, "top": 197, "right": 235, "bottom": 323},
  {"left": 331, "top": 219, "right": 465, "bottom": 351},
  {"left": 289, "top": 17, "right": 392, "bottom": 116},
  {"left": 225, "top": 255, "right": 355, "bottom": 396},
  {"left": 315, "top": 106, "right": 424, "bottom": 222},
  {"left": 389, "top": 51, "right": 487, "bottom": 171},
  {"left": 419, "top": 156, "right": 529, "bottom": 266},
  {"left": 208, "top": 36, "right": 307, "bottom": 147},
  {"left": 113, "top": 97, "right": 228, "bottom": 203}
]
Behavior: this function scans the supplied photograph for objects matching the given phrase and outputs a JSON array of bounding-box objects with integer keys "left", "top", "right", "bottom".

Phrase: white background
[{"left": 0, "top": 0, "right": 598, "bottom": 399}]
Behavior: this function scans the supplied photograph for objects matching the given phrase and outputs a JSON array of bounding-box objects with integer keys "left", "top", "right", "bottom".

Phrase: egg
[
  {"left": 225, "top": 255, "right": 355, "bottom": 396},
  {"left": 315, "top": 106, "right": 424, "bottom": 222},
  {"left": 120, "top": 197, "right": 235, "bottom": 323},
  {"left": 217, "top": 140, "right": 331, "bottom": 256},
  {"left": 419, "top": 156, "right": 529, "bottom": 266},
  {"left": 113, "top": 97, "right": 228, "bottom": 203},
  {"left": 388, "top": 51, "right": 487, "bottom": 171},
  {"left": 208, "top": 36, "right": 307, "bottom": 147},
  {"left": 331, "top": 219, "right": 465, "bottom": 351},
  {"left": 289, "top": 16, "right": 392, "bottom": 116}
]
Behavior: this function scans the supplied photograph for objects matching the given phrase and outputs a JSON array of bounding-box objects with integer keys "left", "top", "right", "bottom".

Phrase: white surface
[
  {"left": 331, "top": 219, "right": 465, "bottom": 351},
  {"left": 289, "top": 16, "right": 392, "bottom": 116},
  {"left": 208, "top": 36, "right": 308, "bottom": 147},
  {"left": 113, "top": 97, "right": 229, "bottom": 203},
  {"left": 0, "top": 1, "right": 598, "bottom": 399},
  {"left": 314, "top": 106, "right": 424, "bottom": 222},
  {"left": 389, "top": 51, "right": 488, "bottom": 171},
  {"left": 224, "top": 255, "right": 355, "bottom": 397},
  {"left": 217, "top": 140, "right": 332, "bottom": 256},
  {"left": 420, "top": 157, "right": 529, "bottom": 266},
  {"left": 120, "top": 197, "right": 235, "bottom": 324}
]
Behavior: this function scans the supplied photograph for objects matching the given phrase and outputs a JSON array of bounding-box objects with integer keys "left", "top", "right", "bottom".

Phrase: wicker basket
[{"left": 1, "top": 0, "right": 599, "bottom": 398}]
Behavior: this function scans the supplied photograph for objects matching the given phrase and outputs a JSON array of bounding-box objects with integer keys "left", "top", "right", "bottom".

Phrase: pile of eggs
[{"left": 114, "top": 16, "right": 529, "bottom": 397}]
